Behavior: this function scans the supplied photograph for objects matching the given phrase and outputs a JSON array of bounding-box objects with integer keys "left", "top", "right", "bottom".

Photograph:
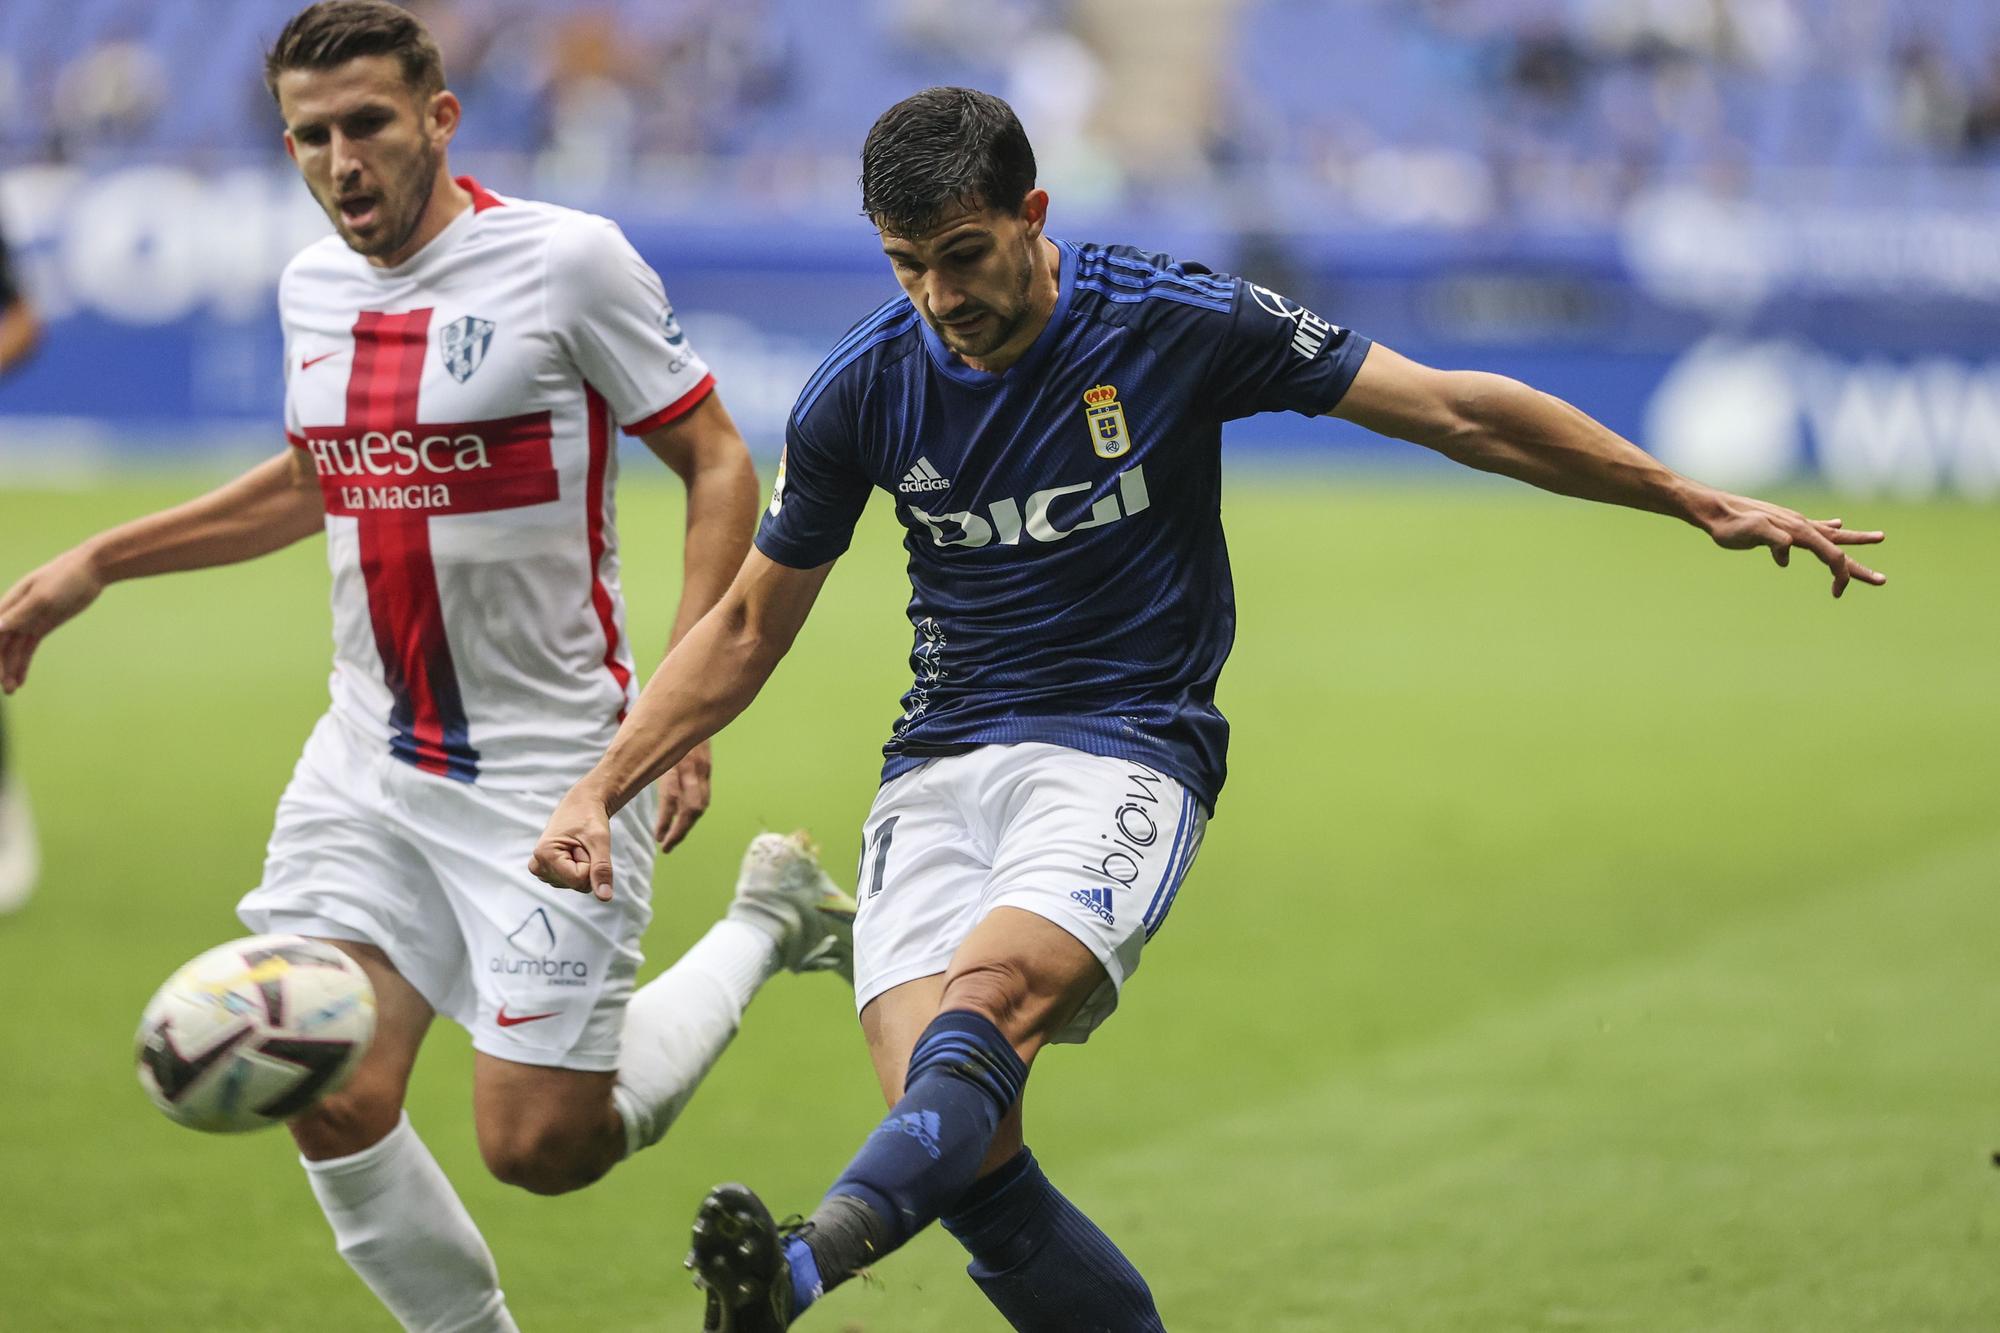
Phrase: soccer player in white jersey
[
  {"left": 0, "top": 5, "right": 853, "bottom": 1330},
  {"left": 530, "top": 88, "right": 1886, "bottom": 1331}
]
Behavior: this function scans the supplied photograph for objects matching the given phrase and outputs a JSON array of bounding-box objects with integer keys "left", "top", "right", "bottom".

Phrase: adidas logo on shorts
[
  {"left": 898, "top": 456, "right": 951, "bottom": 493},
  {"left": 1070, "top": 886, "right": 1116, "bottom": 926}
]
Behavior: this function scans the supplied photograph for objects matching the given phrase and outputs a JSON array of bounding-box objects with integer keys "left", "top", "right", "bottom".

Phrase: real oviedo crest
[
  {"left": 1083, "top": 384, "right": 1130, "bottom": 460},
  {"left": 439, "top": 315, "right": 496, "bottom": 384}
]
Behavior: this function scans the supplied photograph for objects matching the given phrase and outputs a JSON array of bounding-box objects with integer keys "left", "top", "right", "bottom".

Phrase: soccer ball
[{"left": 134, "top": 934, "right": 376, "bottom": 1134}]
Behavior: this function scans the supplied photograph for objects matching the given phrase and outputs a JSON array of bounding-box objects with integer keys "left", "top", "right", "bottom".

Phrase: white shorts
[
  {"left": 853, "top": 742, "right": 1206, "bottom": 1044},
  {"left": 238, "top": 713, "right": 653, "bottom": 1071}
]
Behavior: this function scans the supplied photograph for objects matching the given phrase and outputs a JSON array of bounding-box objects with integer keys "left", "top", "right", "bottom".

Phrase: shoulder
[
  {"left": 484, "top": 198, "right": 626, "bottom": 276},
  {"left": 423, "top": 191, "right": 637, "bottom": 288},
  {"left": 512, "top": 203, "right": 663, "bottom": 328},
  {"left": 791, "top": 295, "right": 925, "bottom": 432},
  {"left": 277, "top": 234, "right": 362, "bottom": 318},
  {"left": 1069, "top": 241, "right": 1239, "bottom": 328}
]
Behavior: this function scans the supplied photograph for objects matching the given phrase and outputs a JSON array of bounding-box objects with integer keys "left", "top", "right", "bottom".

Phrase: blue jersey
[{"left": 755, "top": 239, "right": 1372, "bottom": 811}]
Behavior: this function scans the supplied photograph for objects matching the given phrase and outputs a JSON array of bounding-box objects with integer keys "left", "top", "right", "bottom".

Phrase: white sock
[
  {"left": 612, "top": 918, "right": 781, "bottom": 1156},
  {"left": 302, "top": 1114, "right": 518, "bottom": 1333}
]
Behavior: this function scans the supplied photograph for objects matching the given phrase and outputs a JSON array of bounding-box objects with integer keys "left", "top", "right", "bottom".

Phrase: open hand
[
  {"left": 0, "top": 548, "right": 104, "bottom": 692},
  {"left": 652, "top": 739, "right": 712, "bottom": 854},
  {"left": 1702, "top": 494, "right": 1886, "bottom": 598}
]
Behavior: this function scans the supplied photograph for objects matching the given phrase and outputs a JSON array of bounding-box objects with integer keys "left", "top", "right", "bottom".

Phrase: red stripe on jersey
[
  {"left": 584, "top": 385, "right": 633, "bottom": 719},
  {"left": 620, "top": 373, "right": 716, "bottom": 437},
  {"left": 344, "top": 308, "right": 479, "bottom": 781},
  {"left": 458, "top": 176, "right": 505, "bottom": 212}
]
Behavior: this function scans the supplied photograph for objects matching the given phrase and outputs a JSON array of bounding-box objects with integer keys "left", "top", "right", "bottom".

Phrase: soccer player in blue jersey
[{"left": 531, "top": 88, "right": 1886, "bottom": 1330}]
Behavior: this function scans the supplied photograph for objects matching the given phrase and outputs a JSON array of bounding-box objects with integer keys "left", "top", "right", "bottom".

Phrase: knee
[
  {"left": 480, "top": 1122, "right": 610, "bottom": 1197},
  {"left": 939, "top": 959, "right": 1036, "bottom": 1038},
  {"left": 289, "top": 1080, "right": 404, "bottom": 1161}
]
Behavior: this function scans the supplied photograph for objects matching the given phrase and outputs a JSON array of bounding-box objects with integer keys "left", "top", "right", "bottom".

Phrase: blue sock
[
  {"left": 783, "top": 1232, "right": 823, "bottom": 1314},
  {"left": 942, "top": 1148, "right": 1165, "bottom": 1333},
  {"left": 791, "top": 1010, "right": 1029, "bottom": 1314}
]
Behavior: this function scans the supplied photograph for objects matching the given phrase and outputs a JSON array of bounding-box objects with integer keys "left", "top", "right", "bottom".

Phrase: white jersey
[{"left": 280, "top": 177, "right": 712, "bottom": 788}]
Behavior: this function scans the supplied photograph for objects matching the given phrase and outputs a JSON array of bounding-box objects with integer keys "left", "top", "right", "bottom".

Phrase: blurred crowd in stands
[{"left": 2, "top": 0, "right": 1995, "bottom": 226}]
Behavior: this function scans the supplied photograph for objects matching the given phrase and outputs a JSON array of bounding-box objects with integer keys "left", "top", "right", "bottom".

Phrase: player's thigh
[
  {"left": 851, "top": 763, "right": 990, "bottom": 1024},
  {"left": 289, "top": 939, "right": 435, "bottom": 1160},
  {"left": 241, "top": 713, "right": 473, "bottom": 1027},
  {"left": 404, "top": 776, "right": 653, "bottom": 1073},
  {"left": 976, "top": 745, "right": 1206, "bottom": 1044},
  {"left": 470, "top": 1052, "right": 619, "bottom": 1188},
  {"left": 939, "top": 906, "right": 1108, "bottom": 1060}
]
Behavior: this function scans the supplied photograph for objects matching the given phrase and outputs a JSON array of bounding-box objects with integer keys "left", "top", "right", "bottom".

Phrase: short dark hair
[
  {"left": 860, "top": 87, "right": 1037, "bottom": 237},
  {"left": 264, "top": 1, "right": 445, "bottom": 103}
]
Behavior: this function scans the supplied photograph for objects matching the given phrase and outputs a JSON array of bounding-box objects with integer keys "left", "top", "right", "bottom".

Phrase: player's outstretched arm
[
  {"left": 1332, "top": 343, "right": 1886, "bottom": 598},
  {"left": 530, "top": 549, "right": 833, "bottom": 900},
  {"left": 0, "top": 449, "right": 325, "bottom": 692},
  {"left": 637, "top": 392, "right": 762, "bottom": 852}
]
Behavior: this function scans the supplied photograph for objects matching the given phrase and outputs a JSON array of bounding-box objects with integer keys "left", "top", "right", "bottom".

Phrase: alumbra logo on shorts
[{"left": 491, "top": 907, "right": 590, "bottom": 984}]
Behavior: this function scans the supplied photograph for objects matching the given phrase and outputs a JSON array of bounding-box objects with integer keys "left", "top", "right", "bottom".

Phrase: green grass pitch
[{"left": 1, "top": 466, "right": 1994, "bottom": 1331}]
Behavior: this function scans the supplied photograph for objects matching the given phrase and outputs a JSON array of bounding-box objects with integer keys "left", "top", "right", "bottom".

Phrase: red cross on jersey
[{"left": 282, "top": 178, "right": 714, "bottom": 786}]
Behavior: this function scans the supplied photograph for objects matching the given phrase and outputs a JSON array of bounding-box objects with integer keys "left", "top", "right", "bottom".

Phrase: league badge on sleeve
[
  {"left": 1083, "top": 384, "right": 1131, "bottom": 460},
  {"left": 768, "top": 447, "right": 788, "bottom": 517},
  {"left": 439, "top": 315, "right": 497, "bottom": 384}
]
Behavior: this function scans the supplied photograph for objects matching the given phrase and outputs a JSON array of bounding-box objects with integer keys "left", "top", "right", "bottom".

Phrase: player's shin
[
  {"left": 942, "top": 1148, "right": 1165, "bottom": 1333},
  {"left": 611, "top": 918, "right": 778, "bottom": 1155},
  {"left": 789, "top": 1010, "right": 1029, "bottom": 1314},
  {"left": 302, "top": 1112, "right": 519, "bottom": 1333}
]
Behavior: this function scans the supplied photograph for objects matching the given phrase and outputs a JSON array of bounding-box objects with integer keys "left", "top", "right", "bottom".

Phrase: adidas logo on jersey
[
  {"left": 899, "top": 457, "right": 952, "bottom": 493},
  {"left": 1071, "top": 886, "right": 1116, "bottom": 926}
]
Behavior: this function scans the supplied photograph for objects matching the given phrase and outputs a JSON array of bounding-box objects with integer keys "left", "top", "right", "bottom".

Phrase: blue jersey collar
[{"left": 920, "top": 238, "right": 1078, "bottom": 388}]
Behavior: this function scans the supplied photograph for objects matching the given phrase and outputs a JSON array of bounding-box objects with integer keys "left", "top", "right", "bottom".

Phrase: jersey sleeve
[
  {"left": 753, "top": 410, "right": 873, "bottom": 569},
  {"left": 276, "top": 266, "right": 304, "bottom": 447},
  {"left": 1200, "top": 277, "right": 1372, "bottom": 422},
  {"left": 546, "top": 214, "right": 715, "bottom": 435}
]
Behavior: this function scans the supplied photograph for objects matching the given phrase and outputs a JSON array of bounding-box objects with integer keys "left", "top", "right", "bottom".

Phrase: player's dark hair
[
  {"left": 860, "top": 87, "right": 1037, "bottom": 237},
  {"left": 264, "top": 0, "right": 445, "bottom": 103}
]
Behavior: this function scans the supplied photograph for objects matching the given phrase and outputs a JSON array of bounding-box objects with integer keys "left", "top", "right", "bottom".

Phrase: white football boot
[{"left": 726, "top": 832, "right": 856, "bottom": 983}]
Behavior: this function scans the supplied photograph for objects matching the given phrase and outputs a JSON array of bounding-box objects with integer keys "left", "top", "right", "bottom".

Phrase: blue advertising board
[{"left": 3, "top": 166, "right": 1995, "bottom": 497}]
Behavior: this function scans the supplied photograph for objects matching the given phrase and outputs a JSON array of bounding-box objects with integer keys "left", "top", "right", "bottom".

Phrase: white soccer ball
[{"left": 134, "top": 934, "right": 376, "bottom": 1134}]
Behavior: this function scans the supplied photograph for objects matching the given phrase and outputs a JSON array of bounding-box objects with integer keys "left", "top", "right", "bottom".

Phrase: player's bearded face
[
  {"left": 278, "top": 58, "right": 451, "bottom": 263},
  {"left": 318, "top": 134, "right": 439, "bottom": 261},
  {"left": 886, "top": 207, "right": 1041, "bottom": 361}
]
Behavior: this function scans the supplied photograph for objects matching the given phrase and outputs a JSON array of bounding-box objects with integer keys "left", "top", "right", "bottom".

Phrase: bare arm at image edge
[
  {"left": 0, "top": 226, "right": 40, "bottom": 375},
  {"left": 0, "top": 450, "right": 326, "bottom": 692},
  {"left": 0, "top": 294, "right": 39, "bottom": 374},
  {"left": 1332, "top": 343, "right": 1887, "bottom": 598}
]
